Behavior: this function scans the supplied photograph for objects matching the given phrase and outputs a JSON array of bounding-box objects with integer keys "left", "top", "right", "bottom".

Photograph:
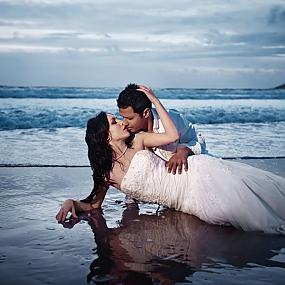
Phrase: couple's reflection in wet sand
[{"left": 62, "top": 204, "right": 285, "bottom": 284}]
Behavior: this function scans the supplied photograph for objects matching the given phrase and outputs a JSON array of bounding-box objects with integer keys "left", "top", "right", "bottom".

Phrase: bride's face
[{"left": 107, "top": 114, "right": 130, "bottom": 141}]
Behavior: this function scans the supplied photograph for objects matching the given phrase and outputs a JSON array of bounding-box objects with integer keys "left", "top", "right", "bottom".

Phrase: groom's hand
[{"left": 166, "top": 147, "right": 193, "bottom": 175}]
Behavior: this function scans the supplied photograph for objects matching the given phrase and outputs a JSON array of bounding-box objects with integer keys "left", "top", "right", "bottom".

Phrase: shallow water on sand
[{"left": 0, "top": 162, "right": 285, "bottom": 285}]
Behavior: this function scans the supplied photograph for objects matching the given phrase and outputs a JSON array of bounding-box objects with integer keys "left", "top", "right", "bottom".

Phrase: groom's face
[{"left": 119, "top": 106, "right": 147, "bottom": 134}]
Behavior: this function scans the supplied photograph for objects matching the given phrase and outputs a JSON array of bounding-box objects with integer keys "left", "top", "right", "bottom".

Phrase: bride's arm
[
  {"left": 56, "top": 186, "right": 108, "bottom": 223},
  {"left": 136, "top": 85, "right": 179, "bottom": 148}
]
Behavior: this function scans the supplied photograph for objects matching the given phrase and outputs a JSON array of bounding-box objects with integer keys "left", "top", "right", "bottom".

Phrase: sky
[{"left": 0, "top": 0, "right": 284, "bottom": 88}]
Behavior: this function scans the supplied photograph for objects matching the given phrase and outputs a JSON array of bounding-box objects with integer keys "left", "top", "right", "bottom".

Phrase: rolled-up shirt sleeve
[
  {"left": 152, "top": 109, "right": 207, "bottom": 159},
  {"left": 169, "top": 110, "right": 200, "bottom": 151},
  {"left": 172, "top": 110, "right": 209, "bottom": 155}
]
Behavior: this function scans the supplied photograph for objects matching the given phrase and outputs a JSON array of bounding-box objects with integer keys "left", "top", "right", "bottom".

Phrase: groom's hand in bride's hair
[{"left": 56, "top": 199, "right": 78, "bottom": 223}]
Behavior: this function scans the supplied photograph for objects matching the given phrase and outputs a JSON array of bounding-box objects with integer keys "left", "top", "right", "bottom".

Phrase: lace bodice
[{"left": 121, "top": 150, "right": 175, "bottom": 206}]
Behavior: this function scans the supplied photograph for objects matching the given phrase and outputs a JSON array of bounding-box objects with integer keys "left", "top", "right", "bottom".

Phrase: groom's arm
[
  {"left": 166, "top": 145, "right": 194, "bottom": 174},
  {"left": 164, "top": 110, "right": 196, "bottom": 174}
]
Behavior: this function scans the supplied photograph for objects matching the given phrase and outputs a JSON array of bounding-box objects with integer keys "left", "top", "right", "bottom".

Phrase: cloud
[
  {"left": 0, "top": 43, "right": 106, "bottom": 53},
  {"left": 0, "top": 0, "right": 92, "bottom": 5},
  {"left": 0, "top": 0, "right": 284, "bottom": 87},
  {"left": 268, "top": 5, "right": 285, "bottom": 25}
]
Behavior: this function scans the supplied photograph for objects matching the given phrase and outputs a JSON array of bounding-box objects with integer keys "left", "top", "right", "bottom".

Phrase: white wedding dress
[{"left": 121, "top": 150, "right": 285, "bottom": 234}]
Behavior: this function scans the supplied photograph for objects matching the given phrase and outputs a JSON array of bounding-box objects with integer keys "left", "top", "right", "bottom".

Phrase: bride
[{"left": 56, "top": 85, "right": 285, "bottom": 234}]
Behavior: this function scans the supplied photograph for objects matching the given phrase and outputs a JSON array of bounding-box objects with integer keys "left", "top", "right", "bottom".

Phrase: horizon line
[{"left": 1, "top": 84, "right": 284, "bottom": 90}]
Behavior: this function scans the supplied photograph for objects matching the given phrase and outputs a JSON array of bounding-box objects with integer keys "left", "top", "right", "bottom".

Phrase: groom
[{"left": 117, "top": 84, "right": 207, "bottom": 175}]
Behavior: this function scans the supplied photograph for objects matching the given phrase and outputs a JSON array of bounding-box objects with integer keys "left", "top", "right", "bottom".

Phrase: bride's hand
[
  {"left": 56, "top": 199, "right": 78, "bottom": 223},
  {"left": 137, "top": 85, "right": 159, "bottom": 104}
]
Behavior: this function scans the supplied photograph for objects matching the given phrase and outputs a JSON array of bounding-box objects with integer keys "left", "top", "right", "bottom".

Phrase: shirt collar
[{"left": 151, "top": 109, "right": 159, "bottom": 130}]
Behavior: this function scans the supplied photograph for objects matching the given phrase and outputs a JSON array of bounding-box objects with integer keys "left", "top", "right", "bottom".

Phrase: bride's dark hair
[{"left": 82, "top": 112, "right": 115, "bottom": 202}]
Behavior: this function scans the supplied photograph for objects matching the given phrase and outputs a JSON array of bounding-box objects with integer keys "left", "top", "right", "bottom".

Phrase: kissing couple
[{"left": 57, "top": 84, "right": 285, "bottom": 235}]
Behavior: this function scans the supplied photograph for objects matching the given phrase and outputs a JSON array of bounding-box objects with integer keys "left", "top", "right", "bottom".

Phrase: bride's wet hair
[{"left": 82, "top": 111, "right": 115, "bottom": 202}]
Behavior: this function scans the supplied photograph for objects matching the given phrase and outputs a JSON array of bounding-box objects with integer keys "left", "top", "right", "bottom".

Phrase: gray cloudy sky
[{"left": 0, "top": 0, "right": 284, "bottom": 88}]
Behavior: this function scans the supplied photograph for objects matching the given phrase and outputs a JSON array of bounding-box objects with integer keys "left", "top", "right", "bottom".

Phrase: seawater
[{"left": 0, "top": 86, "right": 285, "bottom": 165}]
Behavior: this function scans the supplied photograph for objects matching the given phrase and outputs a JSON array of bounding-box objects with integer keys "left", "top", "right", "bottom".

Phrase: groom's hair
[{"left": 117, "top": 83, "right": 152, "bottom": 116}]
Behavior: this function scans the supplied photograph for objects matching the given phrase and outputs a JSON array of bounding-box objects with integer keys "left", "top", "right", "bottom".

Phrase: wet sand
[{"left": 0, "top": 159, "right": 285, "bottom": 285}]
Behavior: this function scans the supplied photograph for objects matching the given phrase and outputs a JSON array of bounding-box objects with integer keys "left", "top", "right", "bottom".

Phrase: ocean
[{"left": 1, "top": 86, "right": 285, "bottom": 165}]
